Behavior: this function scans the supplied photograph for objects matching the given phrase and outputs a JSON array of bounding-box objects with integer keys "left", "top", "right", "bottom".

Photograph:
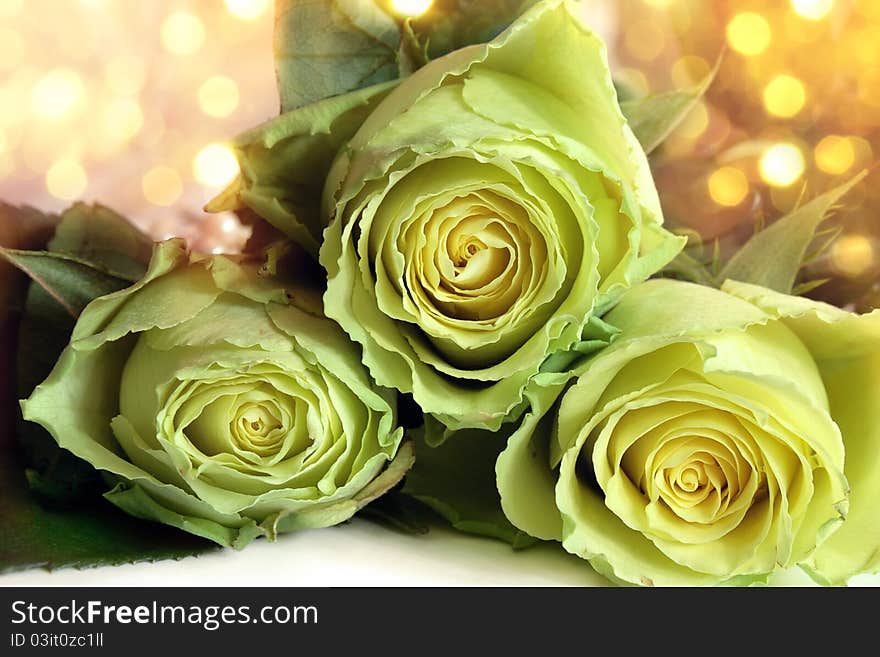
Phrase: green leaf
[
  {"left": 275, "top": 0, "right": 400, "bottom": 112},
  {"left": 0, "top": 453, "right": 217, "bottom": 574},
  {"left": 357, "top": 490, "right": 434, "bottom": 534},
  {"left": 16, "top": 284, "right": 100, "bottom": 505},
  {"left": 719, "top": 172, "right": 867, "bottom": 293},
  {"left": 0, "top": 249, "right": 133, "bottom": 319},
  {"left": 791, "top": 279, "right": 830, "bottom": 297},
  {"left": 411, "top": 0, "right": 539, "bottom": 60},
  {"left": 403, "top": 419, "right": 539, "bottom": 549},
  {"left": 0, "top": 205, "right": 215, "bottom": 573},
  {"left": 49, "top": 203, "right": 152, "bottom": 282},
  {"left": 662, "top": 249, "right": 717, "bottom": 287},
  {"left": 620, "top": 58, "right": 719, "bottom": 154},
  {"left": 8, "top": 205, "right": 146, "bottom": 507}
]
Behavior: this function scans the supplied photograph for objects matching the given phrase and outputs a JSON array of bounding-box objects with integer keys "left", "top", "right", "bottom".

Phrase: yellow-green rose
[
  {"left": 21, "top": 240, "right": 407, "bottom": 548},
  {"left": 319, "top": 0, "right": 683, "bottom": 431},
  {"left": 497, "top": 279, "right": 880, "bottom": 586}
]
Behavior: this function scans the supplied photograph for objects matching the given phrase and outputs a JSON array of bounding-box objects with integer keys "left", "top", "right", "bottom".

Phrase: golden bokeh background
[
  {"left": 0, "top": 0, "right": 276, "bottom": 254},
  {"left": 1, "top": 0, "right": 878, "bottom": 307},
  {"left": 614, "top": 0, "right": 880, "bottom": 310}
]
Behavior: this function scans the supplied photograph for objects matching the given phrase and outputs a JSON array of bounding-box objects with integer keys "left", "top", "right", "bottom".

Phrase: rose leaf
[
  {"left": 719, "top": 171, "right": 868, "bottom": 293},
  {"left": 403, "top": 420, "right": 539, "bottom": 549},
  {"left": 0, "top": 205, "right": 215, "bottom": 574},
  {"left": 275, "top": 0, "right": 400, "bottom": 112},
  {"left": 620, "top": 59, "right": 718, "bottom": 155}
]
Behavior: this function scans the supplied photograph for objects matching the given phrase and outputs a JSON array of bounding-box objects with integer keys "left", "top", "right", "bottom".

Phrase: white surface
[{"left": 2, "top": 519, "right": 878, "bottom": 587}]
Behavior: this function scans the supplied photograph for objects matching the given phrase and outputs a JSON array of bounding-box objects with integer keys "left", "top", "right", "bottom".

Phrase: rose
[
  {"left": 497, "top": 279, "right": 880, "bottom": 586},
  {"left": 21, "top": 240, "right": 407, "bottom": 548},
  {"left": 319, "top": 0, "right": 684, "bottom": 431}
]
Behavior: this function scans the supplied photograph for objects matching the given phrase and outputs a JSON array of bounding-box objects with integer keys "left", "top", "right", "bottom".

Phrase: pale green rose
[
  {"left": 21, "top": 240, "right": 407, "bottom": 548},
  {"left": 320, "top": 0, "right": 684, "bottom": 432},
  {"left": 497, "top": 279, "right": 880, "bottom": 586}
]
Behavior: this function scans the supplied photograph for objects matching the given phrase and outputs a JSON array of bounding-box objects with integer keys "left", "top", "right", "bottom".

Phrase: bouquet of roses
[{"left": 1, "top": 0, "right": 877, "bottom": 587}]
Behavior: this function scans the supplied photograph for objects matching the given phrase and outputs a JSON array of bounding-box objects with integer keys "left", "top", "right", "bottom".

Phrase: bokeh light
[
  {"left": 31, "top": 68, "right": 86, "bottom": 120},
  {"left": 814, "top": 136, "right": 856, "bottom": 175},
  {"left": 760, "top": 143, "right": 806, "bottom": 187},
  {"left": 102, "top": 98, "right": 144, "bottom": 145},
  {"left": 708, "top": 167, "right": 750, "bottom": 207},
  {"left": 830, "top": 234, "right": 875, "bottom": 278},
  {"left": 1, "top": 0, "right": 878, "bottom": 307},
  {"left": 194, "top": 144, "right": 240, "bottom": 188},
  {"left": 674, "top": 101, "right": 710, "bottom": 140},
  {"left": 161, "top": 11, "right": 206, "bottom": 56},
  {"left": 0, "top": 0, "right": 23, "bottom": 18},
  {"left": 791, "top": 0, "right": 834, "bottom": 21},
  {"left": 142, "top": 166, "right": 183, "bottom": 207},
  {"left": 224, "top": 0, "right": 270, "bottom": 21},
  {"left": 390, "top": 0, "right": 433, "bottom": 18},
  {"left": 726, "top": 13, "right": 772, "bottom": 56},
  {"left": 763, "top": 75, "right": 807, "bottom": 118},
  {"left": 198, "top": 76, "right": 241, "bottom": 119},
  {"left": 46, "top": 158, "right": 88, "bottom": 200}
]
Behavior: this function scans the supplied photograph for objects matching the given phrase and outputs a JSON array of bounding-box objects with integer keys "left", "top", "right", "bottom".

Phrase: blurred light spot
[
  {"left": 142, "top": 166, "right": 183, "bottom": 207},
  {"left": 763, "top": 75, "right": 807, "bottom": 118},
  {"left": 104, "top": 98, "right": 144, "bottom": 143},
  {"left": 211, "top": 246, "right": 227, "bottom": 254},
  {"left": 31, "top": 68, "right": 86, "bottom": 120},
  {"left": 0, "top": 27, "right": 24, "bottom": 71},
  {"left": 670, "top": 55, "right": 711, "bottom": 88},
  {"left": 194, "top": 144, "right": 240, "bottom": 188},
  {"left": 708, "top": 167, "right": 750, "bottom": 207},
  {"left": 389, "top": 0, "right": 433, "bottom": 17},
  {"left": 46, "top": 158, "right": 87, "bottom": 200},
  {"left": 791, "top": 0, "right": 834, "bottom": 20},
  {"left": 814, "top": 136, "right": 856, "bottom": 174},
  {"left": 849, "top": 136, "right": 874, "bottom": 165},
  {"left": 760, "top": 143, "right": 805, "bottom": 187},
  {"left": 831, "top": 234, "right": 874, "bottom": 278},
  {"left": 674, "top": 101, "right": 710, "bottom": 140},
  {"left": 846, "top": 26, "right": 880, "bottom": 67},
  {"left": 221, "top": 216, "right": 240, "bottom": 234},
  {"left": 104, "top": 55, "right": 147, "bottom": 96},
  {"left": 625, "top": 20, "right": 666, "bottom": 62},
  {"left": 224, "top": 0, "right": 270, "bottom": 20},
  {"left": 0, "top": 0, "right": 23, "bottom": 17},
  {"left": 161, "top": 12, "right": 206, "bottom": 56},
  {"left": 199, "top": 76, "right": 240, "bottom": 118},
  {"left": 726, "top": 13, "right": 772, "bottom": 56}
]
